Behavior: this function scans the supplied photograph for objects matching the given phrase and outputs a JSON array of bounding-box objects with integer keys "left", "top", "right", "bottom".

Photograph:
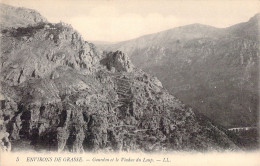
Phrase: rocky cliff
[{"left": 0, "top": 4, "right": 238, "bottom": 152}]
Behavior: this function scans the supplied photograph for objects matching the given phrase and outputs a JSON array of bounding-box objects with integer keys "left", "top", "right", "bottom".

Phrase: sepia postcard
[{"left": 0, "top": 0, "right": 259, "bottom": 165}]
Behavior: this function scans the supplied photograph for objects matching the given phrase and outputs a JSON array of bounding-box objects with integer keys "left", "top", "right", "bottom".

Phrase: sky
[{"left": 1, "top": 0, "right": 260, "bottom": 42}]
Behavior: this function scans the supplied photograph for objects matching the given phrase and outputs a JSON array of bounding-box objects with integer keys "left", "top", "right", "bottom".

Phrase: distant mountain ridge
[
  {"left": 100, "top": 13, "right": 259, "bottom": 50},
  {"left": 100, "top": 13, "right": 260, "bottom": 128}
]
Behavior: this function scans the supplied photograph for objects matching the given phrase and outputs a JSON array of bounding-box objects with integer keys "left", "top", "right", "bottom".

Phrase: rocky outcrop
[
  {"left": 0, "top": 22, "right": 101, "bottom": 86},
  {"left": 100, "top": 51, "right": 134, "bottom": 72},
  {"left": 0, "top": 4, "right": 238, "bottom": 152}
]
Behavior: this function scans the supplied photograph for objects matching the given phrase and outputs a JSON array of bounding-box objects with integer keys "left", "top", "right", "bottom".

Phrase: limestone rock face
[
  {"left": 0, "top": 22, "right": 101, "bottom": 86},
  {"left": 100, "top": 51, "right": 134, "bottom": 72},
  {"left": 0, "top": 100, "right": 14, "bottom": 152},
  {"left": 0, "top": 4, "right": 238, "bottom": 152}
]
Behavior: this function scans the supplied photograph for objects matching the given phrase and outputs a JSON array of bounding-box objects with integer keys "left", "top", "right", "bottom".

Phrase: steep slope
[
  {"left": 0, "top": 4, "right": 238, "bottom": 152},
  {"left": 0, "top": 3, "right": 47, "bottom": 29},
  {"left": 101, "top": 14, "right": 259, "bottom": 129}
]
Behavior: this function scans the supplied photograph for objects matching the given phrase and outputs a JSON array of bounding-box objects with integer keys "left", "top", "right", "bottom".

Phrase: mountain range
[
  {"left": 0, "top": 3, "right": 243, "bottom": 152},
  {"left": 99, "top": 14, "right": 260, "bottom": 129}
]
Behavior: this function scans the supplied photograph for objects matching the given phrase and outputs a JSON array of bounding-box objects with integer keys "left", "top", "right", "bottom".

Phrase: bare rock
[{"left": 100, "top": 51, "right": 134, "bottom": 72}]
